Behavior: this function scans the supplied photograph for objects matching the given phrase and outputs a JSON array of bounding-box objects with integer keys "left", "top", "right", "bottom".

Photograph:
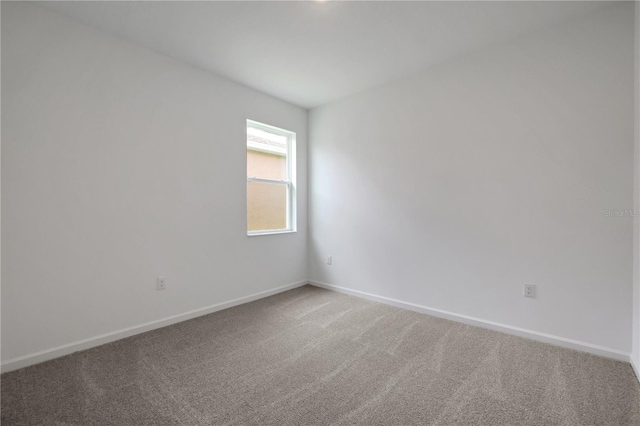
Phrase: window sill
[{"left": 247, "top": 229, "right": 297, "bottom": 237}]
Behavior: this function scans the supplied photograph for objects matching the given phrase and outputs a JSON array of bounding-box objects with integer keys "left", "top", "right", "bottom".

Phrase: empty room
[{"left": 2, "top": 0, "right": 640, "bottom": 424}]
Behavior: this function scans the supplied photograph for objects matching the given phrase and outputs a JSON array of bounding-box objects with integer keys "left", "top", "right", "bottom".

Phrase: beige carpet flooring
[{"left": 2, "top": 285, "right": 640, "bottom": 425}]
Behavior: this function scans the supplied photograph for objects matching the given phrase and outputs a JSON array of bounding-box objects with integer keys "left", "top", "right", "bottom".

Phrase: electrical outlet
[
  {"left": 326, "top": 256, "right": 332, "bottom": 265},
  {"left": 157, "top": 276, "right": 166, "bottom": 290},
  {"left": 523, "top": 284, "right": 535, "bottom": 298}
]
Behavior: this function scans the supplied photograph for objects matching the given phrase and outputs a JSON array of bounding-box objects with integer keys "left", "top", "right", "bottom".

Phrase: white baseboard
[
  {"left": 309, "top": 280, "right": 631, "bottom": 362},
  {"left": 632, "top": 355, "right": 640, "bottom": 383},
  {"left": 5, "top": 279, "right": 632, "bottom": 373},
  {"left": 1, "top": 280, "right": 308, "bottom": 373}
]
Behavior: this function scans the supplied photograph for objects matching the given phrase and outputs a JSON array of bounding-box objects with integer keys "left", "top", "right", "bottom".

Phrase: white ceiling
[{"left": 40, "top": 1, "right": 613, "bottom": 109}]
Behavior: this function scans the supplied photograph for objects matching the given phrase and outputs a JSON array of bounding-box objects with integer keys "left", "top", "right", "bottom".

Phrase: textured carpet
[{"left": 2, "top": 285, "right": 640, "bottom": 425}]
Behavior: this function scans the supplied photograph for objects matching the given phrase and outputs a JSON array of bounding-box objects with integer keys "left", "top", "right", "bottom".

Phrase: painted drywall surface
[
  {"left": 0, "top": 1, "right": 3, "bottom": 367},
  {"left": 1, "top": 2, "right": 308, "bottom": 361},
  {"left": 309, "top": 4, "right": 634, "bottom": 352},
  {"left": 632, "top": 0, "right": 639, "bottom": 374}
]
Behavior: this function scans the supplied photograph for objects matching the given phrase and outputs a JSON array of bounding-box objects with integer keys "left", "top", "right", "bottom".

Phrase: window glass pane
[
  {"left": 247, "top": 127, "right": 288, "bottom": 180},
  {"left": 247, "top": 181, "right": 287, "bottom": 232},
  {"left": 247, "top": 149, "right": 287, "bottom": 181}
]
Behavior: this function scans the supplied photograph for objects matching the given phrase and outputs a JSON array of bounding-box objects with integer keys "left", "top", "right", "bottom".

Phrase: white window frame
[{"left": 246, "top": 119, "right": 296, "bottom": 236}]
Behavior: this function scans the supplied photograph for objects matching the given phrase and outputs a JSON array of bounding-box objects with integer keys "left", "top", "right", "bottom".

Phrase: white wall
[
  {"left": 309, "top": 4, "right": 635, "bottom": 354},
  {"left": 632, "top": 1, "right": 640, "bottom": 377},
  {"left": 1, "top": 2, "right": 308, "bottom": 364}
]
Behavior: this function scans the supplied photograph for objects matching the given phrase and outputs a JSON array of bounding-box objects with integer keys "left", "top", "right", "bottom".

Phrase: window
[{"left": 247, "top": 120, "right": 296, "bottom": 235}]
